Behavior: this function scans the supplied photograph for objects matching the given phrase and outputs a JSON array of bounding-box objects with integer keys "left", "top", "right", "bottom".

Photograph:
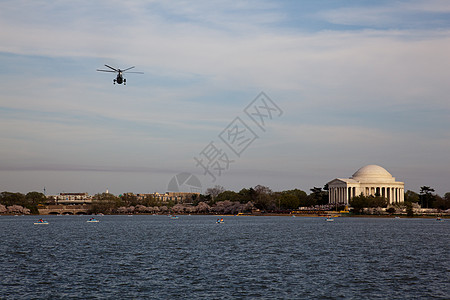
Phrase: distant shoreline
[{"left": 2, "top": 213, "right": 447, "bottom": 219}]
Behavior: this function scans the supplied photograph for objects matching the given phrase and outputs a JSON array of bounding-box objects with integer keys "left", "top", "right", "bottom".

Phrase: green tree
[
  {"left": 238, "top": 188, "right": 257, "bottom": 204},
  {"left": 405, "top": 201, "right": 414, "bottom": 217},
  {"left": 90, "top": 193, "right": 121, "bottom": 214},
  {"left": 25, "top": 192, "right": 47, "bottom": 205},
  {"left": 121, "top": 193, "right": 138, "bottom": 206},
  {"left": 282, "top": 189, "right": 309, "bottom": 207},
  {"left": 309, "top": 187, "right": 329, "bottom": 206},
  {"left": 25, "top": 192, "right": 47, "bottom": 214},
  {"left": 350, "top": 194, "right": 387, "bottom": 213},
  {"left": 369, "top": 196, "right": 388, "bottom": 208},
  {"left": 196, "top": 194, "right": 211, "bottom": 205},
  {"left": 253, "top": 185, "right": 274, "bottom": 210},
  {"left": 277, "top": 192, "right": 300, "bottom": 210},
  {"left": 419, "top": 186, "right": 435, "bottom": 208},
  {"left": 444, "top": 192, "right": 450, "bottom": 202},
  {"left": 433, "top": 195, "right": 450, "bottom": 210},
  {"left": 0, "top": 192, "right": 26, "bottom": 207},
  {"left": 404, "top": 190, "right": 419, "bottom": 203},
  {"left": 350, "top": 194, "right": 369, "bottom": 214},
  {"left": 215, "top": 191, "right": 240, "bottom": 203},
  {"left": 142, "top": 194, "right": 160, "bottom": 207},
  {"left": 404, "top": 190, "right": 419, "bottom": 217}
]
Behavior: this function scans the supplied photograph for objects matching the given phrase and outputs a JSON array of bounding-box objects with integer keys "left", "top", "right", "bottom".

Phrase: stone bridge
[{"left": 38, "top": 204, "right": 91, "bottom": 215}]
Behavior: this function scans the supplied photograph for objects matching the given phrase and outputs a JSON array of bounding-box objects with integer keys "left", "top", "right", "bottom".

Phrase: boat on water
[
  {"left": 171, "top": 215, "right": 179, "bottom": 219},
  {"left": 87, "top": 218, "right": 99, "bottom": 223},
  {"left": 216, "top": 218, "right": 224, "bottom": 223},
  {"left": 436, "top": 217, "right": 443, "bottom": 222},
  {"left": 326, "top": 216, "right": 334, "bottom": 222},
  {"left": 34, "top": 219, "right": 49, "bottom": 225}
]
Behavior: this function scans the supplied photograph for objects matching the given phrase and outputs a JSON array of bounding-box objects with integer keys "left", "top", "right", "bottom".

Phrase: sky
[{"left": 1, "top": 0, "right": 449, "bottom": 196}]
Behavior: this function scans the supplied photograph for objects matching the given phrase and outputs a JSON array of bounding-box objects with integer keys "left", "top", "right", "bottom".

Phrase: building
[
  {"left": 136, "top": 192, "right": 200, "bottom": 204},
  {"left": 327, "top": 164, "right": 404, "bottom": 205},
  {"left": 47, "top": 192, "right": 93, "bottom": 204}
]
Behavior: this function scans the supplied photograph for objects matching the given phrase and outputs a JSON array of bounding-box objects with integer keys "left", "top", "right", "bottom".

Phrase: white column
[
  {"left": 389, "top": 187, "right": 392, "bottom": 204},
  {"left": 345, "top": 187, "right": 349, "bottom": 205}
]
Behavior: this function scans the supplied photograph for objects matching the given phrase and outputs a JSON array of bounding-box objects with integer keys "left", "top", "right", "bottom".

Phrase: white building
[
  {"left": 327, "top": 165, "right": 404, "bottom": 205},
  {"left": 136, "top": 192, "right": 200, "bottom": 203},
  {"left": 47, "top": 192, "right": 93, "bottom": 204}
]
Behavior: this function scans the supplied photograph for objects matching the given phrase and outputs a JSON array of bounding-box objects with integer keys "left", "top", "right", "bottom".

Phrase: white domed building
[{"left": 327, "top": 165, "right": 404, "bottom": 205}]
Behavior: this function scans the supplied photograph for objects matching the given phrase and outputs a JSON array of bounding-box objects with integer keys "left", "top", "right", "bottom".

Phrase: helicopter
[{"left": 96, "top": 64, "right": 143, "bottom": 85}]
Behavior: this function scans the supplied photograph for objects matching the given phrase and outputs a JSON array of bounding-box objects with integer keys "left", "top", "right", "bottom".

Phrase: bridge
[{"left": 38, "top": 204, "right": 91, "bottom": 215}]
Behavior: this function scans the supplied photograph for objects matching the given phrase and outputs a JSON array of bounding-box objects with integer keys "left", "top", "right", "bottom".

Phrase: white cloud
[
  {"left": 2, "top": 0, "right": 450, "bottom": 113},
  {"left": 317, "top": 0, "right": 450, "bottom": 28},
  {"left": 1, "top": 0, "right": 449, "bottom": 195}
]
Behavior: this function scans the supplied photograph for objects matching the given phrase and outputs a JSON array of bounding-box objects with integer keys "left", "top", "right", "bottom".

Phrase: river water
[{"left": 0, "top": 215, "right": 448, "bottom": 299}]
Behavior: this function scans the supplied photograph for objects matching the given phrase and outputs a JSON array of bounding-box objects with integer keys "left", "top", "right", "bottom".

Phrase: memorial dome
[{"left": 351, "top": 165, "right": 395, "bottom": 182}]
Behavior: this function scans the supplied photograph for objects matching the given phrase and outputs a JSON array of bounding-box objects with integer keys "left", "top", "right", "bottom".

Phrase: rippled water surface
[{"left": 0, "top": 215, "right": 448, "bottom": 299}]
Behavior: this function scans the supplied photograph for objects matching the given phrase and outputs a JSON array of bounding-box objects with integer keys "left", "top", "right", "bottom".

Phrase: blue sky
[{"left": 1, "top": 0, "right": 449, "bottom": 196}]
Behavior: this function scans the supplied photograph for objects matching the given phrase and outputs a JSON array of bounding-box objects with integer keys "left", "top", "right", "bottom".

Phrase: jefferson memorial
[{"left": 327, "top": 164, "right": 404, "bottom": 205}]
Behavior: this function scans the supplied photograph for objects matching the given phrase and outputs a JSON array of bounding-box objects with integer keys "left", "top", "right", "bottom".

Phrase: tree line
[
  {"left": 0, "top": 191, "right": 47, "bottom": 214},
  {"left": 88, "top": 185, "right": 330, "bottom": 214},
  {"left": 1, "top": 185, "right": 449, "bottom": 215},
  {"left": 349, "top": 186, "right": 450, "bottom": 216},
  {"left": 403, "top": 187, "right": 450, "bottom": 216}
]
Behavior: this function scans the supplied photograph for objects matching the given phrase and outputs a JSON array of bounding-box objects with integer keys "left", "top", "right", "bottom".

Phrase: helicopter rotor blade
[
  {"left": 122, "top": 66, "right": 135, "bottom": 72},
  {"left": 104, "top": 64, "right": 119, "bottom": 72},
  {"left": 97, "top": 69, "right": 117, "bottom": 73},
  {"left": 124, "top": 71, "right": 144, "bottom": 74}
]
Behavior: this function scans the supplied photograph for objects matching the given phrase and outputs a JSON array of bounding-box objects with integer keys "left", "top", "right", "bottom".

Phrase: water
[{"left": 0, "top": 215, "right": 448, "bottom": 299}]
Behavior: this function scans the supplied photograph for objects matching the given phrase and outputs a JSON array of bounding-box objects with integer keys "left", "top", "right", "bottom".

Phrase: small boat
[
  {"left": 326, "top": 216, "right": 334, "bottom": 222},
  {"left": 171, "top": 215, "right": 179, "bottom": 219},
  {"left": 87, "top": 218, "right": 99, "bottom": 223},
  {"left": 216, "top": 218, "right": 224, "bottom": 223},
  {"left": 436, "top": 217, "right": 443, "bottom": 222},
  {"left": 34, "top": 219, "right": 49, "bottom": 225}
]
